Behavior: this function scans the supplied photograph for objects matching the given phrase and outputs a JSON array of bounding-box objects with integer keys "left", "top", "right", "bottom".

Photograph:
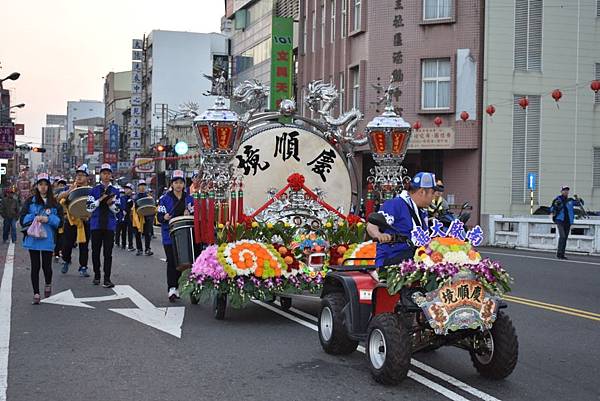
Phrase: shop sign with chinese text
[
  {"left": 408, "top": 127, "right": 455, "bottom": 149},
  {"left": 270, "top": 16, "right": 293, "bottom": 111}
]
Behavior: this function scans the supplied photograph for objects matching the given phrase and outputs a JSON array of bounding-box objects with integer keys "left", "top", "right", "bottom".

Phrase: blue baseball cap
[{"left": 410, "top": 172, "right": 443, "bottom": 191}]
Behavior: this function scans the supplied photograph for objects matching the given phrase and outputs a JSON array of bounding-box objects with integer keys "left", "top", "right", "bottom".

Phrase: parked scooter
[{"left": 437, "top": 201, "right": 472, "bottom": 229}]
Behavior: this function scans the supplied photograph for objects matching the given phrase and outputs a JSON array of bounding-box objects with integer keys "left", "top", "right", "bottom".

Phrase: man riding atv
[{"left": 367, "top": 172, "right": 440, "bottom": 267}]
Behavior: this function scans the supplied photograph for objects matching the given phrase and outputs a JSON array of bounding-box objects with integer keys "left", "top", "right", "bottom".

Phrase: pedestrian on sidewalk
[
  {"left": 58, "top": 164, "right": 91, "bottom": 277},
  {"left": 20, "top": 173, "right": 64, "bottom": 304},
  {"left": 1, "top": 187, "right": 20, "bottom": 243},
  {"left": 157, "top": 170, "right": 194, "bottom": 301},
  {"left": 550, "top": 185, "right": 583, "bottom": 260},
  {"left": 132, "top": 180, "right": 154, "bottom": 256},
  {"left": 86, "top": 164, "right": 121, "bottom": 288}
]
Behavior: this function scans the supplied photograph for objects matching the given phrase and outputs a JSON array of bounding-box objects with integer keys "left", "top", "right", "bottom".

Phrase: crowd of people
[{"left": 10, "top": 163, "right": 201, "bottom": 305}]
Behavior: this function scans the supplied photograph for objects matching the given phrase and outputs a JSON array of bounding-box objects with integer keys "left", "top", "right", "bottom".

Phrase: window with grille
[
  {"left": 341, "top": 0, "right": 348, "bottom": 38},
  {"left": 594, "top": 148, "right": 600, "bottom": 188},
  {"left": 330, "top": 0, "right": 336, "bottom": 43},
  {"left": 514, "top": 0, "right": 543, "bottom": 71},
  {"left": 423, "top": 0, "right": 452, "bottom": 20},
  {"left": 353, "top": 0, "right": 361, "bottom": 32},
  {"left": 339, "top": 72, "right": 345, "bottom": 112},
  {"left": 351, "top": 66, "right": 359, "bottom": 109},
  {"left": 421, "top": 58, "right": 451, "bottom": 110},
  {"left": 597, "top": 0, "right": 600, "bottom": 16},
  {"left": 511, "top": 95, "right": 540, "bottom": 204}
]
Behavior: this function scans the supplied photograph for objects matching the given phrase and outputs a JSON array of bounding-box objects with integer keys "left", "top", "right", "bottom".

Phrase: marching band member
[
  {"left": 58, "top": 164, "right": 91, "bottom": 277},
  {"left": 20, "top": 173, "right": 64, "bottom": 304},
  {"left": 86, "top": 163, "right": 120, "bottom": 288},
  {"left": 53, "top": 176, "right": 68, "bottom": 263},
  {"left": 157, "top": 170, "right": 193, "bottom": 301},
  {"left": 132, "top": 180, "right": 154, "bottom": 256},
  {"left": 117, "top": 183, "right": 135, "bottom": 251}
]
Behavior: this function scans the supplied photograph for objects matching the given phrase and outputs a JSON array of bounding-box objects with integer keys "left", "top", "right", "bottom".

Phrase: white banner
[
  {"left": 131, "top": 95, "right": 142, "bottom": 106},
  {"left": 130, "top": 128, "right": 142, "bottom": 139},
  {"left": 131, "top": 106, "right": 142, "bottom": 117},
  {"left": 129, "top": 117, "right": 142, "bottom": 128},
  {"left": 129, "top": 139, "right": 142, "bottom": 150},
  {"left": 131, "top": 82, "right": 142, "bottom": 94}
]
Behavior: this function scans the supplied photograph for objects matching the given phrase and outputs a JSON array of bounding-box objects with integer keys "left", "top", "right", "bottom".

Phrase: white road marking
[
  {"left": 0, "top": 243, "right": 15, "bottom": 401},
  {"left": 483, "top": 251, "right": 600, "bottom": 267},
  {"left": 43, "top": 285, "right": 185, "bottom": 338},
  {"left": 254, "top": 300, "right": 500, "bottom": 401}
]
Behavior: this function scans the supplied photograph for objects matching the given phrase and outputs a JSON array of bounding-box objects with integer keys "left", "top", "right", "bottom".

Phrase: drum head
[
  {"left": 169, "top": 216, "right": 195, "bottom": 233},
  {"left": 68, "top": 198, "right": 91, "bottom": 219},
  {"left": 232, "top": 126, "right": 352, "bottom": 214},
  {"left": 137, "top": 206, "right": 156, "bottom": 217}
]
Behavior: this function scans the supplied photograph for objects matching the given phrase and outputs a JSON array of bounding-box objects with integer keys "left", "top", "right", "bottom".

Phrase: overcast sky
[{"left": 0, "top": 0, "right": 224, "bottom": 146}]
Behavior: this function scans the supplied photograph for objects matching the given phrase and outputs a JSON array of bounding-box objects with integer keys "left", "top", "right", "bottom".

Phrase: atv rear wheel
[
  {"left": 366, "top": 313, "right": 411, "bottom": 385},
  {"left": 469, "top": 311, "right": 518, "bottom": 379},
  {"left": 318, "top": 293, "right": 358, "bottom": 355}
]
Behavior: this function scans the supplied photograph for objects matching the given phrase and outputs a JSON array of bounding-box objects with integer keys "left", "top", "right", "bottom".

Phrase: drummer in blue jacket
[
  {"left": 157, "top": 170, "right": 194, "bottom": 301},
  {"left": 133, "top": 179, "right": 155, "bottom": 256},
  {"left": 86, "top": 163, "right": 121, "bottom": 288},
  {"left": 20, "top": 173, "right": 65, "bottom": 304}
]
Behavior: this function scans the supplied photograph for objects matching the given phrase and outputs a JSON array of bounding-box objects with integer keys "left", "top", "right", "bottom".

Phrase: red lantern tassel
[
  {"left": 230, "top": 187, "right": 237, "bottom": 226},
  {"left": 237, "top": 184, "right": 244, "bottom": 223},
  {"left": 207, "top": 190, "right": 215, "bottom": 245},
  {"left": 365, "top": 184, "right": 375, "bottom": 218},
  {"left": 200, "top": 191, "right": 208, "bottom": 244},
  {"left": 193, "top": 194, "right": 201, "bottom": 244},
  {"left": 221, "top": 200, "right": 228, "bottom": 226}
]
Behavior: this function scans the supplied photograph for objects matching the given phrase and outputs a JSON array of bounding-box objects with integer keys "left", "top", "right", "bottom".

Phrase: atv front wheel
[
  {"left": 470, "top": 311, "right": 518, "bottom": 379},
  {"left": 319, "top": 293, "right": 359, "bottom": 355},
  {"left": 366, "top": 313, "right": 411, "bottom": 385}
]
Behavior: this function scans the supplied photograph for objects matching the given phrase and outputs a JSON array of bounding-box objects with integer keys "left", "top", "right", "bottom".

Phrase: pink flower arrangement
[{"left": 191, "top": 245, "right": 227, "bottom": 282}]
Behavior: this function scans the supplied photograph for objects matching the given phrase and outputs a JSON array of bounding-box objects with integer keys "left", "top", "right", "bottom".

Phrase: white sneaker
[{"left": 168, "top": 287, "right": 179, "bottom": 302}]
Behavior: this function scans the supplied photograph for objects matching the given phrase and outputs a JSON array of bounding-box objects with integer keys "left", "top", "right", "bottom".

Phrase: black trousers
[
  {"left": 30, "top": 250, "right": 53, "bottom": 294},
  {"left": 164, "top": 244, "right": 181, "bottom": 290},
  {"left": 557, "top": 222, "right": 571, "bottom": 257},
  {"left": 91, "top": 229, "right": 115, "bottom": 280},
  {"left": 116, "top": 220, "right": 132, "bottom": 248},
  {"left": 62, "top": 221, "right": 90, "bottom": 267},
  {"left": 134, "top": 216, "right": 153, "bottom": 251},
  {"left": 54, "top": 231, "right": 63, "bottom": 256}
]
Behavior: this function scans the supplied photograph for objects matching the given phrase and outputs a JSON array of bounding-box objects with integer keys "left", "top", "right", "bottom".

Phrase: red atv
[{"left": 317, "top": 214, "right": 518, "bottom": 385}]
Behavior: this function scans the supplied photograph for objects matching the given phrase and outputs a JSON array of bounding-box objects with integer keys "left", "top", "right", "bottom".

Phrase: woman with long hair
[{"left": 20, "top": 173, "right": 64, "bottom": 304}]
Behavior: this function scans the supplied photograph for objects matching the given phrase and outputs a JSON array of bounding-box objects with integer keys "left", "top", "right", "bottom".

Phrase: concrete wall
[{"left": 482, "top": 0, "right": 600, "bottom": 216}]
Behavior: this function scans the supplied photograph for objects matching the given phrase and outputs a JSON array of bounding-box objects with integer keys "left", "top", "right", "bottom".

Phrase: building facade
[
  {"left": 299, "top": 0, "right": 484, "bottom": 219},
  {"left": 140, "top": 30, "right": 229, "bottom": 149},
  {"left": 66, "top": 100, "right": 104, "bottom": 139},
  {"left": 103, "top": 71, "right": 132, "bottom": 174},
  {"left": 481, "top": 0, "right": 600, "bottom": 217},
  {"left": 41, "top": 114, "right": 67, "bottom": 173}
]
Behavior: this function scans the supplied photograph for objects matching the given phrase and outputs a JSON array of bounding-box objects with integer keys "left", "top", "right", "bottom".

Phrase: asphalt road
[{"left": 1, "top": 238, "right": 599, "bottom": 401}]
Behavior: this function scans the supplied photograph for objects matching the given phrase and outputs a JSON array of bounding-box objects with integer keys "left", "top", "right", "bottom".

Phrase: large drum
[
  {"left": 232, "top": 126, "right": 354, "bottom": 215},
  {"left": 168, "top": 216, "right": 198, "bottom": 271},
  {"left": 67, "top": 186, "right": 91, "bottom": 219},
  {"left": 136, "top": 197, "right": 156, "bottom": 217}
]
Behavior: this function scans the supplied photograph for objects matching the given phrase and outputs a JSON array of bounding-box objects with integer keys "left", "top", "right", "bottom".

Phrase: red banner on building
[{"left": 87, "top": 128, "right": 94, "bottom": 154}]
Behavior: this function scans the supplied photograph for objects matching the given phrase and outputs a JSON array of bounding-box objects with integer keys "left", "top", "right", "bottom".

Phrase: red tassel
[
  {"left": 200, "top": 191, "right": 208, "bottom": 244},
  {"left": 230, "top": 187, "right": 237, "bottom": 226},
  {"left": 365, "top": 184, "right": 375, "bottom": 218},
  {"left": 207, "top": 190, "right": 215, "bottom": 245},
  {"left": 193, "top": 195, "right": 201, "bottom": 244}
]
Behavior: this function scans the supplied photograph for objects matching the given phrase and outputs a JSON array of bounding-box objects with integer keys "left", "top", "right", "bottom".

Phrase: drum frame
[{"left": 169, "top": 217, "right": 197, "bottom": 271}]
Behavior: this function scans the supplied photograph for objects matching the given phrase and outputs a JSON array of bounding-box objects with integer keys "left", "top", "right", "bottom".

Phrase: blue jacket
[
  {"left": 86, "top": 183, "right": 121, "bottom": 231},
  {"left": 20, "top": 196, "right": 64, "bottom": 252},
  {"left": 119, "top": 194, "right": 133, "bottom": 222},
  {"left": 551, "top": 195, "right": 582, "bottom": 225},
  {"left": 375, "top": 193, "right": 428, "bottom": 267},
  {"left": 157, "top": 191, "right": 194, "bottom": 245}
]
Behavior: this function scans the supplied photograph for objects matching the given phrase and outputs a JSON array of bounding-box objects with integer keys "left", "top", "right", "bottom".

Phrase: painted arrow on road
[{"left": 42, "top": 285, "right": 185, "bottom": 338}]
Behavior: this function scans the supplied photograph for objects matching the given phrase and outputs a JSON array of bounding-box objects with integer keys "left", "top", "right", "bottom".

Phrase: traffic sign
[{"left": 527, "top": 172, "right": 536, "bottom": 190}]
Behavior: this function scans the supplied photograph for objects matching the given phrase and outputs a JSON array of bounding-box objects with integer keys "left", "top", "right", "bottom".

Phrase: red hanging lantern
[
  {"left": 412, "top": 120, "right": 422, "bottom": 130},
  {"left": 518, "top": 97, "right": 529, "bottom": 109},
  {"left": 591, "top": 80, "right": 600, "bottom": 93},
  {"left": 486, "top": 105, "right": 496, "bottom": 116},
  {"left": 551, "top": 89, "right": 562, "bottom": 102},
  {"left": 460, "top": 111, "right": 469, "bottom": 122},
  {"left": 433, "top": 116, "right": 443, "bottom": 127}
]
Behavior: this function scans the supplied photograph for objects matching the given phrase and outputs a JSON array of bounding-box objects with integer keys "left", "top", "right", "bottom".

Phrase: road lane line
[
  {"left": 0, "top": 243, "right": 15, "bottom": 401},
  {"left": 504, "top": 297, "right": 600, "bottom": 322},
  {"left": 273, "top": 300, "right": 319, "bottom": 322},
  {"left": 504, "top": 295, "right": 600, "bottom": 318},
  {"left": 254, "top": 300, "right": 501, "bottom": 401},
  {"left": 483, "top": 251, "right": 600, "bottom": 267}
]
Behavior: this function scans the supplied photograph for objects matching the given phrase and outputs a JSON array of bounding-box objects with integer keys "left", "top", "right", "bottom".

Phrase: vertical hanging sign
[
  {"left": 130, "top": 38, "right": 144, "bottom": 157},
  {"left": 270, "top": 16, "right": 294, "bottom": 111}
]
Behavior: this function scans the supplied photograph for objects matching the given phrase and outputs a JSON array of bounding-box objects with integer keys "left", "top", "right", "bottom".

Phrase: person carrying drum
[
  {"left": 52, "top": 176, "right": 68, "bottom": 263},
  {"left": 367, "top": 172, "right": 440, "bottom": 267},
  {"left": 157, "top": 170, "right": 194, "bottom": 301},
  {"left": 117, "top": 183, "right": 135, "bottom": 251},
  {"left": 20, "top": 173, "right": 64, "bottom": 304},
  {"left": 86, "top": 163, "right": 121, "bottom": 288},
  {"left": 132, "top": 179, "right": 154, "bottom": 256},
  {"left": 58, "top": 164, "right": 91, "bottom": 277}
]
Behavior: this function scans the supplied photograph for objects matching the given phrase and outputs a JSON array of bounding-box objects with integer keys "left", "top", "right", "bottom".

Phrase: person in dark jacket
[
  {"left": 20, "top": 173, "right": 64, "bottom": 304},
  {"left": 1, "top": 188, "right": 20, "bottom": 243},
  {"left": 52, "top": 177, "right": 68, "bottom": 263},
  {"left": 86, "top": 163, "right": 121, "bottom": 287},
  {"left": 550, "top": 185, "right": 583, "bottom": 260},
  {"left": 117, "top": 184, "right": 135, "bottom": 250},
  {"left": 157, "top": 170, "right": 194, "bottom": 301},
  {"left": 132, "top": 180, "right": 154, "bottom": 256}
]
